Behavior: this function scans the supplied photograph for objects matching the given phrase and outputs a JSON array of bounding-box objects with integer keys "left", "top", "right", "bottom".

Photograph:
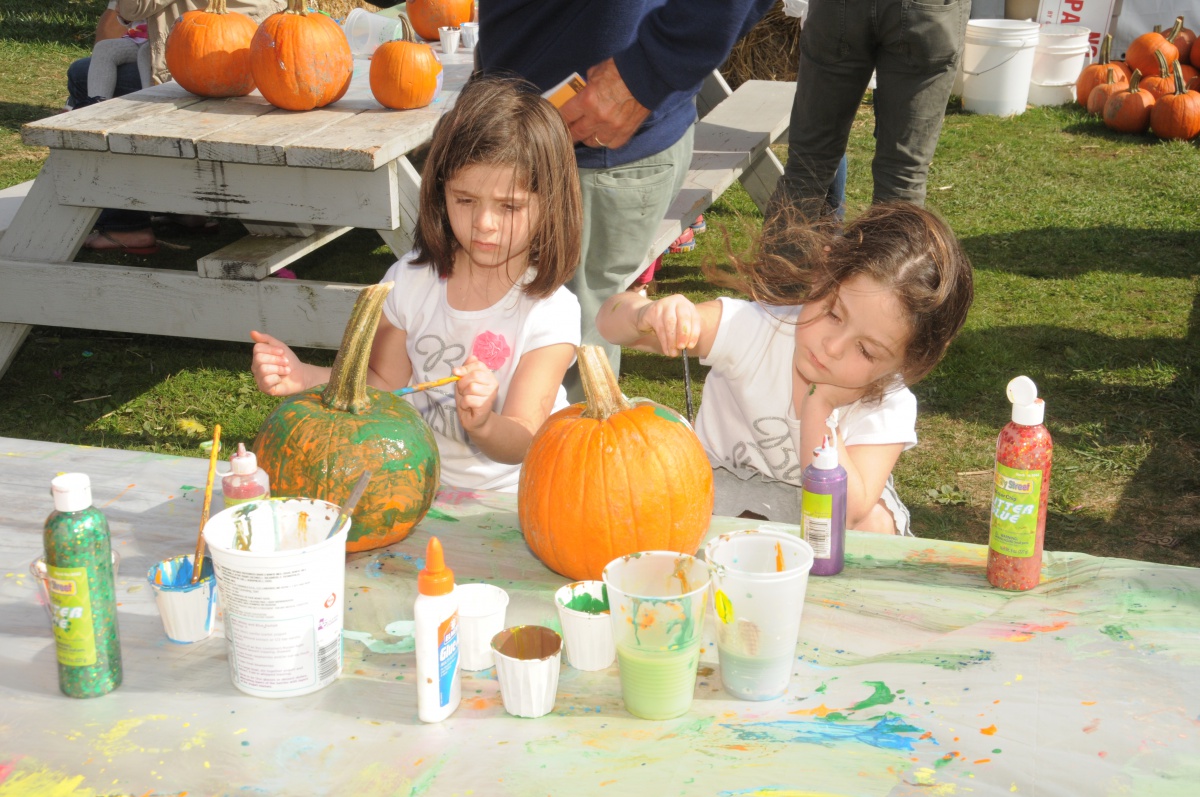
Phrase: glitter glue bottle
[
  {"left": 222, "top": 443, "right": 270, "bottom": 508},
  {"left": 802, "top": 435, "right": 847, "bottom": 576},
  {"left": 987, "top": 376, "right": 1053, "bottom": 591},
  {"left": 43, "top": 473, "right": 122, "bottom": 698},
  {"left": 415, "top": 536, "right": 460, "bottom": 722}
]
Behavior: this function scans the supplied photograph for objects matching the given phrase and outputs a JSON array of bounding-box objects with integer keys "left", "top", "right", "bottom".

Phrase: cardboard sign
[{"left": 1038, "top": 0, "right": 1117, "bottom": 58}]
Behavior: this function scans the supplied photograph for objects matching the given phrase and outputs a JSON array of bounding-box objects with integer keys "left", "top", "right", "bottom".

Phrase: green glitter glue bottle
[{"left": 44, "top": 473, "right": 122, "bottom": 697}]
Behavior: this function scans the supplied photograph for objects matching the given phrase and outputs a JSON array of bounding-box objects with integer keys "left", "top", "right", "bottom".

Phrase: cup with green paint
[
  {"left": 601, "top": 551, "right": 711, "bottom": 720},
  {"left": 703, "top": 528, "right": 814, "bottom": 701},
  {"left": 554, "top": 580, "right": 615, "bottom": 671}
]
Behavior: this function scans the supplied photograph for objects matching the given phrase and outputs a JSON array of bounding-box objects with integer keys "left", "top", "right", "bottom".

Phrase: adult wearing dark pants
[
  {"left": 770, "top": 0, "right": 970, "bottom": 220},
  {"left": 476, "top": 0, "right": 775, "bottom": 400}
]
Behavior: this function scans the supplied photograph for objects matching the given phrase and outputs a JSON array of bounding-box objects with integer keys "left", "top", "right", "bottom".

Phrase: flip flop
[{"left": 83, "top": 230, "right": 160, "bottom": 256}]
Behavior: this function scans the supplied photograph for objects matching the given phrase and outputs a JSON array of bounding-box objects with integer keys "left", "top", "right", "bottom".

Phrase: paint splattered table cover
[{"left": 1, "top": 438, "right": 1197, "bottom": 796}]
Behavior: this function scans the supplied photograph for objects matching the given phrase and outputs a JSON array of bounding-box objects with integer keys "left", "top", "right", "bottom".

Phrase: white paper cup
[
  {"left": 438, "top": 26, "right": 461, "bottom": 55},
  {"left": 554, "top": 581, "right": 615, "bottom": 671},
  {"left": 147, "top": 554, "right": 218, "bottom": 644},
  {"left": 31, "top": 551, "right": 120, "bottom": 623},
  {"left": 457, "top": 583, "right": 509, "bottom": 671},
  {"left": 491, "top": 625, "right": 561, "bottom": 718},
  {"left": 459, "top": 21, "right": 479, "bottom": 49}
]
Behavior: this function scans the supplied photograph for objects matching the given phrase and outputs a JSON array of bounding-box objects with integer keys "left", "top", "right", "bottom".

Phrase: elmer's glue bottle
[
  {"left": 415, "top": 536, "right": 460, "bottom": 722},
  {"left": 801, "top": 435, "right": 847, "bottom": 576}
]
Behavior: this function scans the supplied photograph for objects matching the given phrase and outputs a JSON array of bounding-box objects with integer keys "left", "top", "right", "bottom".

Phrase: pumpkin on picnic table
[
  {"left": 370, "top": 14, "right": 443, "bottom": 110},
  {"left": 253, "top": 283, "right": 440, "bottom": 552},
  {"left": 165, "top": 0, "right": 258, "bottom": 98},
  {"left": 517, "top": 345, "right": 714, "bottom": 582},
  {"left": 250, "top": 0, "right": 353, "bottom": 111},
  {"left": 406, "top": 0, "right": 474, "bottom": 43}
]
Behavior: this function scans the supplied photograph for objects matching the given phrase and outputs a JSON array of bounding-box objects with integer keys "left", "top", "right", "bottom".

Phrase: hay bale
[
  {"left": 316, "top": 1, "right": 381, "bottom": 20},
  {"left": 723, "top": 4, "right": 802, "bottom": 89}
]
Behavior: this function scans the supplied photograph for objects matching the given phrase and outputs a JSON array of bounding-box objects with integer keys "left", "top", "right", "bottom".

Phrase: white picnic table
[{"left": 0, "top": 52, "right": 475, "bottom": 380}]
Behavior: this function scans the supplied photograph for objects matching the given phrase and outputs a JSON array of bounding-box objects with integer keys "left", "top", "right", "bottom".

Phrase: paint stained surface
[{"left": 3, "top": 440, "right": 1200, "bottom": 795}]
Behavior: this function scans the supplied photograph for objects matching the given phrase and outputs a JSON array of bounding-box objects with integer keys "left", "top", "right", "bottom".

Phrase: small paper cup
[
  {"left": 438, "top": 26, "right": 460, "bottom": 55},
  {"left": 459, "top": 21, "right": 479, "bottom": 49},
  {"left": 491, "top": 625, "right": 561, "bottom": 718},
  {"left": 147, "top": 554, "right": 217, "bottom": 644},
  {"left": 554, "top": 581, "right": 615, "bottom": 671},
  {"left": 457, "top": 583, "right": 509, "bottom": 671},
  {"left": 31, "top": 551, "right": 120, "bottom": 623}
]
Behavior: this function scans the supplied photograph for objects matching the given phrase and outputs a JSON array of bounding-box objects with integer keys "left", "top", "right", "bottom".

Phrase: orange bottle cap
[{"left": 418, "top": 536, "right": 454, "bottom": 595}]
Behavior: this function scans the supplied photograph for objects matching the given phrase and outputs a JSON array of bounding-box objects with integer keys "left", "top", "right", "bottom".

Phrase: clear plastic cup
[
  {"left": 342, "top": 8, "right": 404, "bottom": 59},
  {"left": 602, "top": 552, "right": 710, "bottom": 720},
  {"left": 457, "top": 583, "right": 509, "bottom": 671}
]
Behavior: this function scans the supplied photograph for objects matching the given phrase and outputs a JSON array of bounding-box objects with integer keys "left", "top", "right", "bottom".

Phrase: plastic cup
[
  {"left": 491, "top": 625, "right": 562, "bottom": 718},
  {"left": 704, "top": 529, "right": 814, "bottom": 700},
  {"left": 457, "top": 583, "right": 509, "bottom": 671},
  {"left": 147, "top": 554, "right": 218, "bottom": 644},
  {"left": 459, "top": 21, "right": 479, "bottom": 50},
  {"left": 554, "top": 581, "right": 615, "bottom": 671},
  {"left": 601, "top": 551, "right": 710, "bottom": 720},
  {"left": 31, "top": 551, "right": 120, "bottom": 623},
  {"left": 438, "top": 26, "right": 460, "bottom": 55},
  {"left": 342, "top": 7, "right": 404, "bottom": 58}
]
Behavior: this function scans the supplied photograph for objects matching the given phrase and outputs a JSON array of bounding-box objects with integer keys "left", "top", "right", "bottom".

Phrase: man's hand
[{"left": 559, "top": 58, "right": 650, "bottom": 150}]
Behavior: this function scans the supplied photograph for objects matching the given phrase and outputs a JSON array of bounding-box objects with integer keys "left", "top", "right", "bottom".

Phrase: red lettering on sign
[
  {"left": 1067, "top": 0, "right": 1084, "bottom": 11},
  {"left": 1062, "top": 12, "right": 1081, "bottom": 23}
]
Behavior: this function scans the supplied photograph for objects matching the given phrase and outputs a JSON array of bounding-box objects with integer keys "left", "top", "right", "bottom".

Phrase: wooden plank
[
  {"left": 21, "top": 83, "right": 201, "bottom": 151},
  {"left": 0, "top": 258, "right": 361, "bottom": 349},
  {"left": 696, "top": 70, "right": 733, "bottom": 119},
  {"left": 49, "top": 149, "right": 402, "bottom": 229},
  {"left": 0, "top": 323, "right": 31, "bottom": 382},
  {"left": 375, "top": 156, "right": 422, "bottom": 256},
  {"left": 195, "top": 105, "right": 367, "bottom": 166},
  {"left": 739, "top": 146, "right": 784, "bottom": 214},
  {"left": 0, "top": 180, "right": 33, "bottom": 241},
  {"left": 198, "top": 225, "right": 352, "bottom": 280},
  {"left": 242, "top": 222, "right": 317, "bottom": 237},
  {"left": 0, "top": 156, "right": 99, "bottom": 262},
  {"left": 692, "top": 80, "right": 795, "bottom": 163},
  {"left": 107, "top": 95, "right": 277, "bottom": 159}
]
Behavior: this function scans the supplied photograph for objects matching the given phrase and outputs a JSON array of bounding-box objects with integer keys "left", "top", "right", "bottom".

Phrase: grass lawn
[{"left": 3, "top": 2, "right": 1199, "bottom": 569}]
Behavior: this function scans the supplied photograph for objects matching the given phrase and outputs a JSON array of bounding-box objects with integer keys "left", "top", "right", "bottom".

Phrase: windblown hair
[
  {"left": 411, "top": 76, "right": 582, "bottom": 299},
  {"left": 710, "top": 202, "right": 974, "bottom": 402}
]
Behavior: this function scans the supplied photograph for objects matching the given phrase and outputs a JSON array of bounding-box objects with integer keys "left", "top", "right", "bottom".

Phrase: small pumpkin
[
  {"left": 406, "top": 0, "right": 474, "bottom": 43},
  {"left": 1142, "top": 50, "right": 1177, "bottom": 99},
  {"left": 1087, "top": 68, "right": 1128, "bottom": 117},
  {"left": 253, "top": 283, "right": 441, "bottom": 552},
  {"left": 1149, "top": 60, "right": 1200, "bottom": 140},
  {"left": 250, "top": 0, "right": 352, "bottom": 111},
  {"left": 517, "top": 345, "right": 715, "bottom": 581},
  {"left": 1125, "top": 16, "right": 1184, "bottom": 77},
  {"left": 1076, "top": 35, "right": 1131, "bottom": 104},
  {"left": 1192, "top": 35, "right": 1200, "bottom": 72},
  {"left": 166, "top": 0, "right": 258, "bottom": 97},
  {"left": 1103, "top": 69, "right": 1155, "bottom": 134},
  {"left": 370, "top": 15, "right": 443, "bottom": 110},
  {"left": 1170, "top": 20, "right": 1196, "bottom": 66}
]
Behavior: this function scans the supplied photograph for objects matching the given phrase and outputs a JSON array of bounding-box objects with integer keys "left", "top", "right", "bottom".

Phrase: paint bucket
[
  {"left": 601, "top": 552, "right": 710, "bottom": 720},
  {"left": 1028, "top": 25, "right": 1090, "bottom": 106},
  {"left": 703, "top": 529, "right": 814, "bottom": 701},
  {"left": 203, "top": 498, "right": 349, "bottom": 698},
  {"left": 554, "top": 580, "right": 615, "bottom": 671},
  {"left": 961, "top": 19, "right": 1040, "bottom": 116},
  {"left": 147, "top": 554, "right": 218, "bottom": 644},
  {"left": 491, "top": 625, "right": 562, "bottom": 718},
  {"left": 456, "top": 583, "right": 509, "bottom": 671}
]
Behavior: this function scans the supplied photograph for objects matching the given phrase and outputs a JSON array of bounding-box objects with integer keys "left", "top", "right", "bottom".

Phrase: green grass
[{"left": 3, "top": 4, "right": 1200, "bottom": 568}]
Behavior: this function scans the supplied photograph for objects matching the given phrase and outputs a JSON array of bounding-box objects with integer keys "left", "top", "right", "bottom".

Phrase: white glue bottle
[
  {"left": 221, "top": 443, "right": 270, "bottom": 508},
  {"left": 415, "top": 536, "right": 460, "bottom": 722}
]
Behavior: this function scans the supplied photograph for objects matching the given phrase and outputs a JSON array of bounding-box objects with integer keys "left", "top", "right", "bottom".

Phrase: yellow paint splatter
[
  {"left": 91, "top": 714, "right": 210, "bottom": 758},
  {"left": 789, "top": 704, "right": 837, "bottom": 718},
  {"left": 0, "top": 761, "right": 96, "bottom": 797},
  {"left": 910, "top": 769, "right": 958, "bottom": 795}
]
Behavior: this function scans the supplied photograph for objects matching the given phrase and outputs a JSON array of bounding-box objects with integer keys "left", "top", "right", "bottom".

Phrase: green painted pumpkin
[{"left": 253, "top": 283, "right": 440, "bottom": 551}]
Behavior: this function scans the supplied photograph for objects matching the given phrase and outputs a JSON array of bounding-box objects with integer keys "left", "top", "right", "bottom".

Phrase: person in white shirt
[
  {"left": 598, "top": 202, "right": 973, "bottom": 534},
  {"left": 250, "top": 77, "right": 583, "bottom": 492}
]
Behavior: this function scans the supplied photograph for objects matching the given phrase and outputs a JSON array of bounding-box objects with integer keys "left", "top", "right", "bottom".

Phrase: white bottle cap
[
  {"left": 230, "top": 443, "right": 258, "bottom": 475},
  {"left": 1007, "top": 375, "right": 1045, "bottom": 426},
  {"left": 51, "top": 472, "right": 93, "bottom": 513},
  {"left": 812, "top": 435, "right": 839, "bottom": 469}
]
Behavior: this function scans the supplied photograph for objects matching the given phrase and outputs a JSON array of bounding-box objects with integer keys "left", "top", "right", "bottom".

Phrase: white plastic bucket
[
  {"left": 1026, "top": 82, "right": 1076, "bottom": 107},
  {"left": 962, "top": 19, "right": 1040, "bottom": 116},
  {"left": 203, "top": 498, "right": 349, "bottom": 698},
  {"left": 1031, "top": 25, "right": 1090, "bottom": 87}
]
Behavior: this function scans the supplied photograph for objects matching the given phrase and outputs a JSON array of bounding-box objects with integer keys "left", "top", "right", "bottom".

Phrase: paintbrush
[
  {"left": 682, "top": 348, "right": 694, "bottom": 424},
  {"left": 329, "top": 470, "right": 372, "bottom": 540},
  {"left": 393, "top": 375, "right": 461, "bottom": 396},
  {"left": 190, "top": 424, "right": 222, "bottom": 584}
]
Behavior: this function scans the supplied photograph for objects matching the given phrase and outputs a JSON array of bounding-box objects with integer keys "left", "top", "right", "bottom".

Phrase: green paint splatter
[
  {"left": 652, "top": 406, "right": 684, "bottom": 423},
  {"left": 851, "top": 681, "right": 896, "bottom": 711},
  {"left": 992, "top": 748, "right": 1002, "bottom": 754},
  {"left": 564, "top": 584, "right": 609, "bottom": 614},
  {"left": 1100, "top": 624, "right": 1132, "bottom": 642},
  {"left": 934, "top": 753, "right": 956, "bottom": 769},
  {"left": 180, "top": 485, "right": 198, "bottom": 491},
  {"left": 424, "top": 508, "right": 459, "bottom": 522}
]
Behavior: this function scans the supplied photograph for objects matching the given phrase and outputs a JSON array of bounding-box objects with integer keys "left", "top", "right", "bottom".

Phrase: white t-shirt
[
  {"left": 381, "top": 254, "right": 581, "bottom": 492},
  {"left": 695, "top": 297, "right": 917, "bottom": 487}
]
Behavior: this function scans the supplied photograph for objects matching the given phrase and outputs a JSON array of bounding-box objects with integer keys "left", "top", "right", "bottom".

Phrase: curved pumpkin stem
[
  {"left": 1167, "top": 16, "right": 1184, "bottom": 44},
  {"left": 206, "top": 0, "right": 229, "bottom": 12},
  {"left": 1171, "top": 59, "right": 1187, "bottom": 95},
  {"left": 1129, "top": 68, "right": 1143, "bottom": 92},
  {"left": 1098, "top": 33, "right": 1112, "bottom": 65},
  {"left": 322, "top": 282, "right": 394, "bottom": 415},
  {"left": 577, "top": 344, "right": 631, "bottom": 420},
  {"left": 283, "top": 0, "right": 308, "bottom": 14},
  {"left": 1155, "top": 48, "right": 1170, "bottom": 78}
]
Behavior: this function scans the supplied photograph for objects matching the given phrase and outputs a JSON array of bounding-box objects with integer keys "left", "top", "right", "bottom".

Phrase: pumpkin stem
[
  {"left": 1099, "top": 34, "right": 1112, "bottom": 65},
  {"left": 1167, "top": 16, "right": 1184, "bottom": 43},
  {"left": 322, "top": 282, "right": 394, "bottom": 414},
  {"left": 1155, "top": 48, "right": 1169, "bottom": 77},
  {"left": 284, "top": 0, "right": 308, "bottom": 14},
  {"left": 206, "top": 0, "right": 228, "bottom": 13},
  {"left": 398, "top": 12, "right": 417, "bottom": 42},
  {"left": 577, "top": 344, "right": 631, "bottom": 420},
  {"left": 1130, "top": 68, "right": 1143, "bottom": 92},
  {"left": 1172, "top": 59, "right": 1186, "bottom": 95}
]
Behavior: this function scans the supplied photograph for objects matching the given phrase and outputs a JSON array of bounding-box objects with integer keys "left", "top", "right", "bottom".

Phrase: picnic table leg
[
  {"left": 375, "top": 157, "right": 422, "bottom": 258},
  {"left": 739, "top": 147, "right": 785, "bottom": 215}
]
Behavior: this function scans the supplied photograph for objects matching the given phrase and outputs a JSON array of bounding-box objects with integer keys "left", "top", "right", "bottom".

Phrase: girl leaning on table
[
  {"left": 250, "top": 76, "right": 583, "bottom": 492},
  {"left": 597, "top": 202, "right": 973, "bottom": 534}
]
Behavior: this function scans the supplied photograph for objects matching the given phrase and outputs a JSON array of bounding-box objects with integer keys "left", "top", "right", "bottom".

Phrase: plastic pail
[
  {"left": 1026, "top": 82, "right": 1076, "bottom": 107},
  {"left": 203, "top": 498, "right": 349, "bottom": 698},
  {"left": 1031, "top": 25, "right": 1090, "bottom": 87},
  {"left": 962, "top": 19, "right": 1040, "bottom": 116}
]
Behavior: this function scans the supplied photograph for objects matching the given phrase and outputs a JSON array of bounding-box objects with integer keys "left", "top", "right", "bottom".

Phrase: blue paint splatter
[{"left": 721, "top": 714, "right": 930, "bottom": 752}]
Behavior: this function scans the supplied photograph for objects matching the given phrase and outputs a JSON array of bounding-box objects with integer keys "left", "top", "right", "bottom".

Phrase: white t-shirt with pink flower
[{"left": 380, "top": 254, "right": 581, "bottom": 492}]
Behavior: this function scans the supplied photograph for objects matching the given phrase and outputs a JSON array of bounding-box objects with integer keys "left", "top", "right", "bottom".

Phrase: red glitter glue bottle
[{"left": 987, "top": 376, "right": 1052, "bottom": 591}]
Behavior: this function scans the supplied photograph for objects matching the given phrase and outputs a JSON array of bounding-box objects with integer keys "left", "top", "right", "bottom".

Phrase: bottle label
[
  {"left": 223, "top": 493, "right": 266, "bottom": 508},
  {"left": 802, "top": 491, "right": 833, "bottom": 558},
  {"left": 436, "top": 612, "right": 459, "bottom": 707},
  {"left": 47, "top": 565, "right": 97, "bottom": 666},
  {"left": 988, "top": 462, "right": 1043, "bottom": 557}
]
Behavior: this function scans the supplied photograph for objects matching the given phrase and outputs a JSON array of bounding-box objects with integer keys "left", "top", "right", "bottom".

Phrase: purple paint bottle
[{"left": 801, "top": 435, "right": 847, "bottom": 576}]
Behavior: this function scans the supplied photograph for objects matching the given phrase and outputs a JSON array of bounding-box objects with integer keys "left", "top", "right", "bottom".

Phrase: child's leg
[
  {"left": 87, "top": 38, "right": 141, "bottom": 101},
  {"left": 136, "top": 42, "right": 152, "bottom": 89}
]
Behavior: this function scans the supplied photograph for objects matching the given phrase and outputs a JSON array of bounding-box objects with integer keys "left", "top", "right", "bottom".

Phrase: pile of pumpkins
[
  {"left": 165, "top": 0, "right": 473, "bottom": 111},
  {"left": 1076, "top": 16, "right": 1200, "bottom": 140}
]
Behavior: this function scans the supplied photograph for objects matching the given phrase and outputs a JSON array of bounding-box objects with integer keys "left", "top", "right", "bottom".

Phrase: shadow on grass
[
  {"left": 0, "top": 101, "right": 62, "bottom": 134},
  {"left": 960, "top": 226, "right": 1200, "bottom": 279}
]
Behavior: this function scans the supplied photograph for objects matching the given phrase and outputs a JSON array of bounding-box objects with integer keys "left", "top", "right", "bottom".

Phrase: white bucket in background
[
  {"left": 1027, "top": 82, "right": 1076, "bottom": 106},
  {"left": 203, "top": 498, "right": 350, "bottom": 698},
  {"left": 1031, "top": 25, "right": 1090, "bottom": 86},
  {"left": 962, "top": 19, "right": 1041, "bottom": 116}
]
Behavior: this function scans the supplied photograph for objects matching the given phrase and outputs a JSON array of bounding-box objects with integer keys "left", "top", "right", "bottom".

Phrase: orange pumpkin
[
  {"left": 369, "top": 15, "right": 443, "bottom": 110},
  {"left": 166, "top": 0, "right": 258, "bottom": 97},
  {"left": 1103, "top": 69, "right": 1155, "bottom": 134},
  {"left": 1142, "top": 50, "right": 1177, "bottom": 99},
  {"left": 250, "top": 0, "right": 352, "bottom": 111},
  {"left": 517, "top": 345, "right": 715, "bottom": 581},
  {"left": 406, "top": 0, "right": 474, "bottom": 42},
  {"left": 253, "top": 283, "right": 441, "bottom": 552},
  {"left": 1171, "top": 20, "right": 1196, "bottom": 65},
  {"left": 1192, "top": 35, "right": 1200, "bottom": 71},
  {"left": 1126, "top": 17, "right": 1184, "bottom": 77},
  {"left": 1150, "top": 60, "right": 1200, "bottom": 140},
  {"left": 1076, "top": 35, "right": 1131, "bottom": 104},
  {"left": 1087, "top": 68, "right": 1128, "bottom": 117}
]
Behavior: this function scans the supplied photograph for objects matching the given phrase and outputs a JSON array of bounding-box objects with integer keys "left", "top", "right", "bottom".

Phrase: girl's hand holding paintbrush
[{"left": 452, "top": 355, "right": 500, "bottom": 434}]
